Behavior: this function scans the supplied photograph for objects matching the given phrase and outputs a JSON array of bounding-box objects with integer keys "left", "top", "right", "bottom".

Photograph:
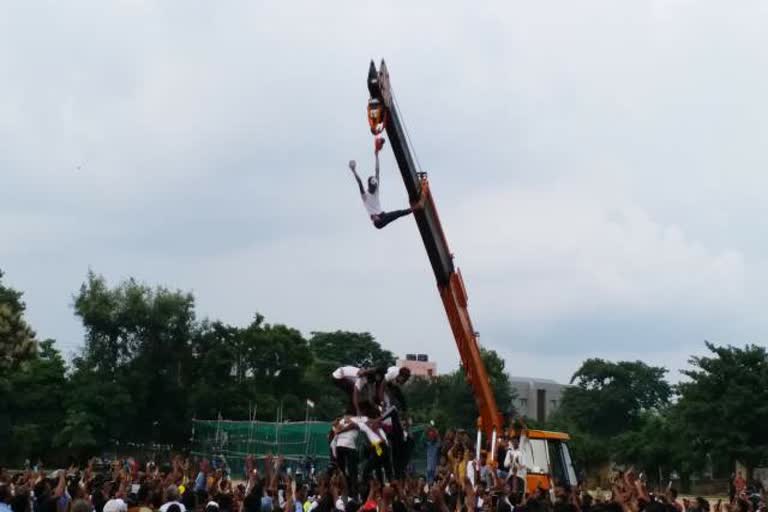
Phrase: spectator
[
  {"left": 195, "top": 460, "right": 211, "bottom": 505},
  {"left": 10, "top": 484, "right": 30, "bottom": 512},
  {"left": 1, "top": 486, "right": 12, "bottom": 512},
  {"left": 5, "top": 428, "right": 757, "bottom": 512},
  {"left": 70, "top": 500, "right": 90, "bottom": 512},
  {"left": 103, "top": 498, "right": 128, "bottom": 512},
  {"left": 425, "top": 427, "right": 441, "bottom": 485},
  {"left": 668, "top": 488, "right": 683, "bottom": 512},
  {"left": 734, "top": 472, "right": 747, "bottom": 496},
  {"left": 159, "top": 486, "right": 186, "bottom": 512}
]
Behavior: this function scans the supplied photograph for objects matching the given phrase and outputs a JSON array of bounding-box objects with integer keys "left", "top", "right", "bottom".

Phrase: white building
[{"left": 509, "top": 376, "right": 568, "bottom": 422}]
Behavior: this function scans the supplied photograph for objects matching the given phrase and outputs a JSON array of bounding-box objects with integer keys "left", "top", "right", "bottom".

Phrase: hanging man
[{"left": 348, "top": 138, "right": 425, "bottom": 229}]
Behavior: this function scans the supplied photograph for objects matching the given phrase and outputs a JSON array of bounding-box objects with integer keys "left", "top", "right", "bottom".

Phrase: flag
[{"left": 306, "top": 399, "right": 315, "bottom": 408}]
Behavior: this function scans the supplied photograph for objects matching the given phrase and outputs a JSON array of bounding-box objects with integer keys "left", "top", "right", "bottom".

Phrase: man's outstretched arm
[
  {"left": 375, "top": 151, "right": 380, "bottom": 183},
  {"left": 349, "top": 160, "right": 365, "bottom": 195}
]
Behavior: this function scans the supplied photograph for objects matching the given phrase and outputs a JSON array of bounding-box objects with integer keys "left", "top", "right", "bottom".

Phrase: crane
[
  {"left": 366, "top": 59, "right": 503, "bottom": 438},
  {"left": 365, "top": 60, "right": 578, "bottom": 489}
]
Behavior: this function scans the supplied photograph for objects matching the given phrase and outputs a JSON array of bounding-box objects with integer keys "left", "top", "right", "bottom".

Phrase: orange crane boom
[{"left": 367, "top": 60, "right": 503, "bottom": 437}]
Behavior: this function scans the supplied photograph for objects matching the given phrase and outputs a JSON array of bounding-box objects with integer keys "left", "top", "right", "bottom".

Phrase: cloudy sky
[{"left": 2, "top": 1, "right": 767, "bottom": 383}]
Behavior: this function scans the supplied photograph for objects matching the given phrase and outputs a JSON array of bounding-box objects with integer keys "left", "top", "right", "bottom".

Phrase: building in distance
[
  {"left": 397, "top": 353, "right": 437, "bottom": 378},
  {"left": 509, "top": 376, "right": 568, "bottom": 423}
]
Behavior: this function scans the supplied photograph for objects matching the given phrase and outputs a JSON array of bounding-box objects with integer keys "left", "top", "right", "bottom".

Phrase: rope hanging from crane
[{"left": 391, "top": 91, "right": 425, "bottom": 176}]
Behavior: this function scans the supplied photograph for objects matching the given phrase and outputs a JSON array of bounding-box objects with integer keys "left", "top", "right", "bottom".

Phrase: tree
[
  {"left": 71, "top": 271, "right": 196, "bottom": 447},
  {"left": 1, "top": 339, "right": 67, "bottom": 464},
  {"left": 188, "top": 320, "right": 244, "bottom": 420},
  {"left": 304, "top": 331, "right": 396, "bottom": 420},
  {"left": 0, "top": 272, "right": 65, "bottom": 465},
  {"left": 551, "top": 359, "right": 672, "bottom": 472},
  {"left": 188, "top": 315, "right": 314, "bottom": 421},
  {"left": 610, "top": 410, "right": 688, "bottom": 486},
  {"left": 55, "top": 410, "right": 99, "bottom": 453},
  {"left": 558, "top": 359, "right": 671, "bottom": 437},
  {"left": 61, "top": 354, "right": 133, "bottom": 449},
  {"left": 676, "top": 342, "right": 768, "bottom": 476},
  {"left": 308, "top": 331, "right": 395, "bottom": 368},
  {"left": 0, "top": 269, "right": 37, "bottom": 371},
  {"left": 242, "top": 317, "right": 312, "bottom": 398},
  {"left": 405, "top": 348, "right": 514, "bottom": 431}
]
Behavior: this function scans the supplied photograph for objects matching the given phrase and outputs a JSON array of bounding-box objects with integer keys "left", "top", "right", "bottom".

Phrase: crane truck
[{"left": 366, "top": 60, "right": 578, "bottom": 491}]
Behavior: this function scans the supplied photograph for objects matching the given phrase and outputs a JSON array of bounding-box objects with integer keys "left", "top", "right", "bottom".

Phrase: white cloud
[
  {"left": 2, "top": 0, "right": 768, "bottom": 385},
  {"left": 448, "top": 178, "right": 746, "bottom": 324}
]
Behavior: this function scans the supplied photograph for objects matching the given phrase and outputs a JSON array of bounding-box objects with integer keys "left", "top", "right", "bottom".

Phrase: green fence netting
[{"left": 191, "top": 419, "right": 428, "bottom": 479}]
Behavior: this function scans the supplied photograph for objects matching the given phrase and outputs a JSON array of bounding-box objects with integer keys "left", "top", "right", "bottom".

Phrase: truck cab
[{"left": 523, "top": 430, "right": 578, "bottom": 490}]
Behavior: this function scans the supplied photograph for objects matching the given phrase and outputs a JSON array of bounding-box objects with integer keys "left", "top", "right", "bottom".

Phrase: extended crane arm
[{"left": 366, "top": 60, "right": 503, "bottom": 436}]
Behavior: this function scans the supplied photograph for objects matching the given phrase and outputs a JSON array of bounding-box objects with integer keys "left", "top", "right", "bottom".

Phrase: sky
[{"left": 2, "top": 0, "right": 768, "bottom": 384}]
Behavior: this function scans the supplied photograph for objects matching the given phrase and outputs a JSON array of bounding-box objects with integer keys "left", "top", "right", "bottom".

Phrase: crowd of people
[
  {"left": 1, "top": 452, "right": 765, "bottom": 512},
  {"left": 1, "top": 363, "right": 765, "bottom": 512}
]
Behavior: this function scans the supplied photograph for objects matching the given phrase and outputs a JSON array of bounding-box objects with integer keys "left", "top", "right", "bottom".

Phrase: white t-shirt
[
  {"left": 335, "top": 427, "right": 358, "bottom": 449},
  {"left": 504, "top": 448, "right": 524, "bottom": 473},
  {"left": 332, "top": 366, "right": 366, "bottom": 390},
  {"left": 362, "top": 189, "right": 383, "bottom": 216},
  {"left": 333, "top": 366, "right": 359, "bottom": 380},
  {"left": 504, "top": 434, "right": 529, "bottom": 480},
  {"left": 385, "top": 366, "right": 400, "bottom": 383},
  {"left": 335, "top": 417, "right": 359, "bottom": 449},
  {"left": 467, "top": 460, "right": 477, "bottom": 487}
]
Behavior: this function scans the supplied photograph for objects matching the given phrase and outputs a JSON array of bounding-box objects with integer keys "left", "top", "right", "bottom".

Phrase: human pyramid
[{"left": 327, "top": 365, "right": 412, "bottom": 498}]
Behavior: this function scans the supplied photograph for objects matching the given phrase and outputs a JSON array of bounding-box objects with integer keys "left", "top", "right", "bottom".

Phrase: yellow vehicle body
[{"left": 522, "top": 430, "right": 577, "bottom": 490}]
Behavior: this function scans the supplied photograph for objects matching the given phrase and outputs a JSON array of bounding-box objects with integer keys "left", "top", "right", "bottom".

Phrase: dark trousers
[
  {"left": 362, "top": 442, "right": 393, "bottom": 487},
  {"left": 510, "top": 475, "right": 526, "bottom": 499},
  {"left": 372, "top": 209, "right": 412, "bottom": 229},
  {"left": 389, "top": 411, "right": 410, "bottom": 480},
  {"left": 336, "top": 446, "right": 359, "bottom": 498}
]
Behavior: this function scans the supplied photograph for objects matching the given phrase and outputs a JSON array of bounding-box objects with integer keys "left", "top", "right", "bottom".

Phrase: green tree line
[
  {"left": 547, "top": 351, "right": 768, "bottom": 483},
  {"left": 2, "top": 268, "right": 766, "bottom": 481},
  {"left": 0, "top": 270, "right": 513, "bottom": 465}
]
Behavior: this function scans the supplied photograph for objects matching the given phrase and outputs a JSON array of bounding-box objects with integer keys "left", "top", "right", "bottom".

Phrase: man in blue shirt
[
  {"left": 194, "top": 460, "right": 210, "bottom": 505},
  {"left": 425, "top": 426, "right": 441, "bottom": 485}
]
